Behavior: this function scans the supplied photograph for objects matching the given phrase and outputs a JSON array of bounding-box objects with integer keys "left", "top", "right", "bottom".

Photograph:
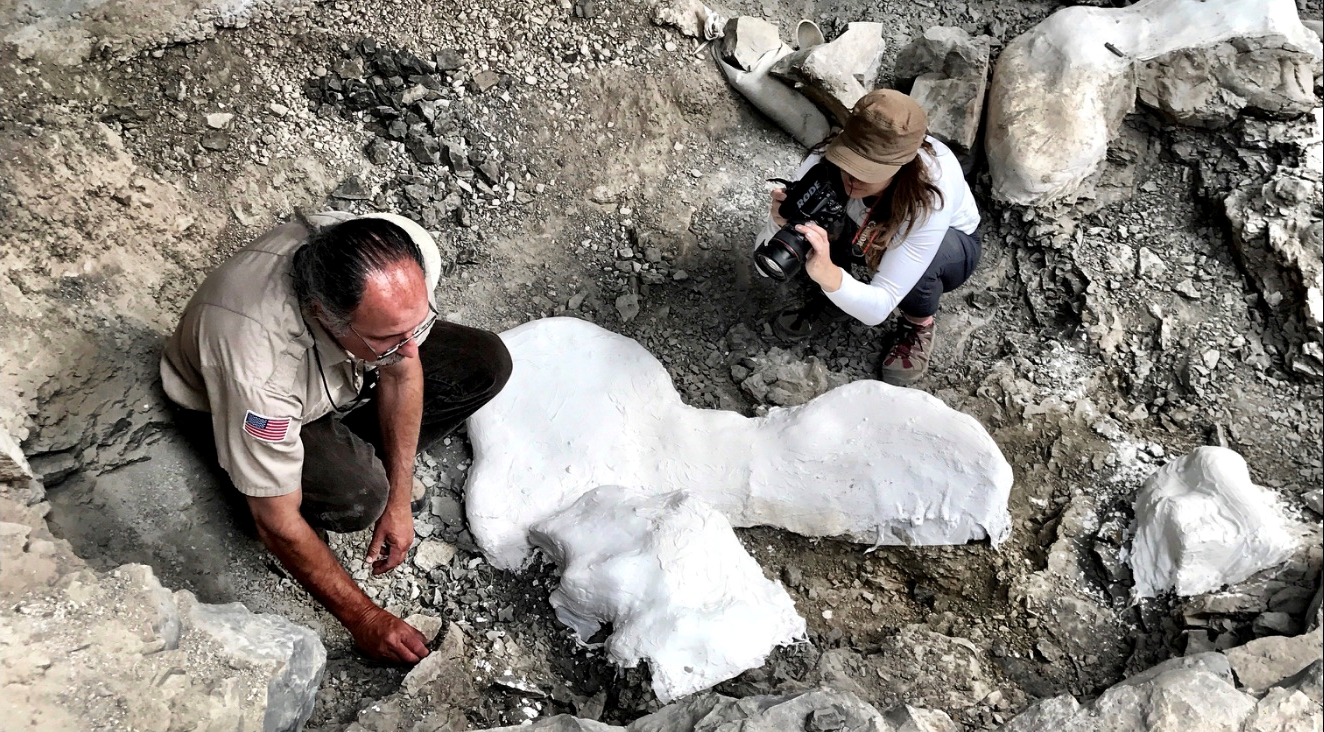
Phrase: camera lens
[{"left": 755, "top": 252, "right": 785, "bottom": 280}]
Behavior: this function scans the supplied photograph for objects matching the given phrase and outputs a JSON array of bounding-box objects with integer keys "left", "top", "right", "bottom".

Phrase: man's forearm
[
  {"left": 255, "top": 508, "right": 377, "bottom": 626},
  {"left": 375, "top": 357, "right": 424, "bottom": 508}
]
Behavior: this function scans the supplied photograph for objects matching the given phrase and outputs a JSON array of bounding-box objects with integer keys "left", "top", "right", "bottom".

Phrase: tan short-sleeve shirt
[{"left": 160, "top": 211, "right": 441, "bottom": 497}]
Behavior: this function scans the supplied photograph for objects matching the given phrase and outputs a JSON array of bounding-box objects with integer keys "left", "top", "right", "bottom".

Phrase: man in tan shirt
[{"left": 162, "top": 211, "right": 511, "bottom": 663}]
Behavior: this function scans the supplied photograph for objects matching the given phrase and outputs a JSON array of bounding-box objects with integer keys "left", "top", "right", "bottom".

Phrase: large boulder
[
  {"left": 1, "top": 435, "right": 326, "bottom": 732},
  {"left": 1224, "top": 628, "right": 1324, "bottom": 693},
  {"left": 465, "top": 318, "right": 1013, "bottom": 571},
  {"left": 1129, "top": 447, "right": 1301, "bottom": 599},
  {"left": 986, "top": 0, "right": 1321, "bottom": 205},
  {"left": 895, "top": 26, "right": 992, "bottom": 164}
]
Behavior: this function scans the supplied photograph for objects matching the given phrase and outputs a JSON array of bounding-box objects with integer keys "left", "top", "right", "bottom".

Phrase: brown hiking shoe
[{"left": 880, "top": 318, "right": 936, "bottom": 385}]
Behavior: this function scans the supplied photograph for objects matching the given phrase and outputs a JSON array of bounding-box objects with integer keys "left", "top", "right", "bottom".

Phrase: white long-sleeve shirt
[{"left": 755, "top": 137, "right": 979, "bottom": 326}]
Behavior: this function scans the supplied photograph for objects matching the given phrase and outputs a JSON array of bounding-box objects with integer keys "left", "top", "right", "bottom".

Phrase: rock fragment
[
  {"left": 769, "top": 22, "right": 885, "bottom": 124},
  {"left": 894, "top": 27, "right": 991, "bottom": 161}
]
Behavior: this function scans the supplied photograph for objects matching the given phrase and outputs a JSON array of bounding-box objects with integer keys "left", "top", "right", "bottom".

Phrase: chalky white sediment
[
  {"left": 465, "top": 317, "right": 1013, "bottom": 571},
  {"left": 1130, "top": 447, "right": 1301, "bottom": 599},
  {"left": 529, "top": 486, "right": 806, "bottom": 703}
]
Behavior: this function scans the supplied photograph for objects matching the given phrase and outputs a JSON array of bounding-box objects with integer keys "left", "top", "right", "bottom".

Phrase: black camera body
[{"left": 754, "top": 161, "right": 848, "bottom": 281}]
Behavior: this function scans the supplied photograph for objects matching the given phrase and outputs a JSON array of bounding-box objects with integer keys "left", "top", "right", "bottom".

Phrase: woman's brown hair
[{"left": 862, "top": 140, "right": 944, "bottom": 271}]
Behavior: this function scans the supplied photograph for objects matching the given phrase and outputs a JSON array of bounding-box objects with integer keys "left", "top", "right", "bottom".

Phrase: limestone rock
[
  {"left": 994, "top": 696, "right": 1080, "bottom": 732},
  {"left": 465, "top": 318, "right": 1013, "bottom": 571},
  {"left": 1222, "top": 109, "right": 1324, "bottom": 378},
  {"left": 1137, "top": 35, "right": 1319, "bottom": 128},
  {"left": 895, "top": 27, "right": 992, "bottom": 160},
  {"left": 1224, "top": 628, "right": 1324, "bottom": 692},
  {"left": 815, "top": 628, "right": 997, "bottom": 711},
  {"left": 769, "top": 23, "right": 886, "bottom": 124},
  {"left": 1241, "top": 679, "right": 1324, "bottom": 732},
  {"left": 401, "top": 622, "right": 466, "bottom": 693},
  {"left": 529, "top": 487, "right": 805, "bottom": 703},
  {"left": 628, "top": 689, "right": 890, "bottom": 731},
  {"left": 986, "top": 0, "right": 1321, "bottom": 205},
  {"left": 403, "top": 613, "right": 446, "bottom": 644},
  {"left": 177, "top": 592, "right": 327, "bottom": 732},
  {"left": 2, "top": 505, "right": 326, "bottom": 732},
  {"left": 412, "top": 539, "right": 457, "bottom": 572},
  {"left": 737, "top": 348, "right": 850, "bottom": 406},
  {"left": 1129, "top": 447, "right": 1301, "bottom": 599},
  {"left": 883, "top": 705, "right": 959, "bottom": 732},
  {"left": 717, "top": 16, "right": 782, "bottom": 73},
  {"left": 650, "top": 0, "right": 710, "bottom": 39}
]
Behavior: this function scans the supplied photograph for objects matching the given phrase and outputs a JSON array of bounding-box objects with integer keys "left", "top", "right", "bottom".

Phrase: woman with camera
[{"left": 753, "top": 89, "right": 981, "bottom": 386}]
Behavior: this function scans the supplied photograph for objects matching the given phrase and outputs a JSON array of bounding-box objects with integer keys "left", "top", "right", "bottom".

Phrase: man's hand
[
  {"left": 797, "top": 222, "right": 844, "bottom": 292},
  {"left": 770, "top": 188, "right": 788, "bottom": 227},
  {"left": 366, "top": 502, "right": 414, "bottom": 575},
  {"left": 347, "top": 606, "right": 431, "bottom": 664}
]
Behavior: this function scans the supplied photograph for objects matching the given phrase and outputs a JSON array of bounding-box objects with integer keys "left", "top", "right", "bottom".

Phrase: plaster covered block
[
  {"left": 986, "top": 0, "right": 1321, "bottom": 205},
  {"left": 465, "top": 317, "right": 1012, "bottom": 571},
  {"left": 530, "top": 486, "right": 806, "bottom": 703},
  {"left": 1130, "top": 447, "right": 1301, "bottom": 599},
  {"left": 713, "top": 17, "right": 831, "bottom": 148}
]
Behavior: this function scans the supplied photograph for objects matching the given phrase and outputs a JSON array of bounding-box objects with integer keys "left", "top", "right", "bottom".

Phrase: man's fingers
[
  {"left": 365, "top": 531, "right": 385, "bottom": 564},
  {"left": 403, "top": 630, "right": 431, "bottom": 660},
  {"left": 392, "top": 641, "right": 421, "bottom": 665}
]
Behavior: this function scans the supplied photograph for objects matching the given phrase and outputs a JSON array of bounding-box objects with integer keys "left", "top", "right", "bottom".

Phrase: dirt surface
[{"left": 2, "top": 0, "right": 1322, "bottom": 730}]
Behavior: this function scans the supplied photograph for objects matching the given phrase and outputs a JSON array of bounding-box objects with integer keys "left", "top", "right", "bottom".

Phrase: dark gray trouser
[
  {"left": 895, "top": 227, "right": 982, "bottom": 319},
  {"left": 823, "top": 226, "right": 982, "bottom": 320},
  {"left": 177, "top": 321, "right": 512, "bottom": 533}
]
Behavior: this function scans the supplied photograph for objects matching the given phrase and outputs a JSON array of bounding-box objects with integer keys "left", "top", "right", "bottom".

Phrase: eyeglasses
[{"left": 349, "top": 304, "right": 438, "bottom": 362}]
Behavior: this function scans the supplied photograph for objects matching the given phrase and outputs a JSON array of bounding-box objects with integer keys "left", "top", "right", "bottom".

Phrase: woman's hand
[
  {"left": 797, "top": 222, "right": 843, "bottom": 292},
  {"left": 770, "top": 188, "right": 788, "bottom": 227}
]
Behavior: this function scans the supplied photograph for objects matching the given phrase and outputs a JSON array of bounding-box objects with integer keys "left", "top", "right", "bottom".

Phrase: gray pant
[
  {"left": 176, "top": 321, "right": 512, "bottom": 533},
  {"left": 895, "top": 227, "right": 982, "bottom": 319}
]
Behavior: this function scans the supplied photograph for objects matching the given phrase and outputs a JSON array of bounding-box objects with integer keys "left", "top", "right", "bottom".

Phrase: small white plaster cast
[
  {"left": 465, "top": 317, "right": 1013, "bottom": 571},
  {"left": 1130, "top": 447, "right": 1301, "bottom": 599},
  {"left": 529, "top": 486, "right": 807, "bottom": 703}
]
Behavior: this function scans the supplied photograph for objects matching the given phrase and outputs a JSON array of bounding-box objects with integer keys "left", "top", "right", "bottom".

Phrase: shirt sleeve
[
  {"left": 823, "top": 158, "right": 954, "bottom": 326},
  {"left": 196, "top": 309, "right": 305, "bottom": 497}
]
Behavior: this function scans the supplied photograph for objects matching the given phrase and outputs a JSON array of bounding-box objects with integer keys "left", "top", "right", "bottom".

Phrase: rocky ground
[{"left": 2, "top": 0, "right": 1322, "bottom": 730}]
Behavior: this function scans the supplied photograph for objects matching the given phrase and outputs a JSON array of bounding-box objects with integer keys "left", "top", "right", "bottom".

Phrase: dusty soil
[{"left": 2, "top": 0, "right": 1321, "bottom": 729}]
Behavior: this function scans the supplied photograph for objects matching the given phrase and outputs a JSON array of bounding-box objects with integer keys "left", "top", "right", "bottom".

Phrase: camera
[{"left": 754, "top": 161, "right": 848, "bottom": 281}]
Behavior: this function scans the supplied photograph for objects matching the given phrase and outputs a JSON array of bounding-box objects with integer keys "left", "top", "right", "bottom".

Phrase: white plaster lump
[
  {"left": 464, "top": 317, "right": 1013, "bottom": 571},
  {"left": 1129, "top": 447, "right": 1301, "bottom": 599},
  {"left": 529, "top": 486, "right": 806, "bottom": 703},
  {"left": 986, "top": 0, "right": 1322, "bottom": 205}
]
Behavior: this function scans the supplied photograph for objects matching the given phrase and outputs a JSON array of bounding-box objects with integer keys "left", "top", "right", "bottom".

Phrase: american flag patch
[{"left": 243, "top": 410, "right": 291, "bottom": 443}]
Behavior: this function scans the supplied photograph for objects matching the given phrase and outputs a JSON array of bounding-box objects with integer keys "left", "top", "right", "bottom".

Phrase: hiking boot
[
  {"left": 879, "top": 318, "right": 936, "bottom": 385},
  {"left": 771, "top": 303, "right": 820, "bottom": 343},
  {"left": 770, "top": 293, "right": 850, "bottom": 344}
]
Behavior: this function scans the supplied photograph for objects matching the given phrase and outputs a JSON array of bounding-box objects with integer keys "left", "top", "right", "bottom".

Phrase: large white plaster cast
[
  {"left": 986, "top": 0, "right": 1321, "bottom": 205},
  {"left": 1130, "top": 447, "right": 1301, "bottom": 599},
  {"left": 529, "top": 486, "right": 807, "bottom": 703},
  {"left": 465, "top": 317, "right": 1013, "bottom": 571}
]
